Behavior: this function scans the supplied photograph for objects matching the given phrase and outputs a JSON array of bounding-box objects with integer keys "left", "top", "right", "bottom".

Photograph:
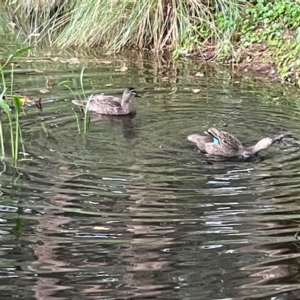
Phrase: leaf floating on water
[
  {"left": 195, "top": 72, "right": 204, "bottom": 77},
  {"left": 69, "top": 57, "right": 81, "bottom": 64},
  {"left": 34, "top": 69, "right": 45, "bottom": 74},
  {"left": 115, "top": 66, "right": 128, "bottom": 72},
  {"left": 94, "top": 226, "right": 110, "bottom": 231},
  {"left": 168, "top": 87, "right": 177, "bottom": 95},
  {"left": 39, "top": 88, "right": 49, "bottom": 94},
  {"left": 192, "top": 89, "right": 201, "bottom": 93}
]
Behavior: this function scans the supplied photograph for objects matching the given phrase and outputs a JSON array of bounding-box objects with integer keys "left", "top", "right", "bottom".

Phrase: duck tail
[{"left": 72, "top": 100, "right": 86, "bottom": 106}]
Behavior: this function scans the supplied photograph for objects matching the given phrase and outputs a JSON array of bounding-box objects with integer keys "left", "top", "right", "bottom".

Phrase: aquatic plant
[
  {"left": 59, "top": 67, "right": 90, "bottom": 134},
  {"left": 0, "top": 47, "right": 32, "bottom": 166}
]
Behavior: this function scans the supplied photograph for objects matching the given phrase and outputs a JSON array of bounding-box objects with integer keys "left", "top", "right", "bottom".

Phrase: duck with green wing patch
[{"left": 188, "top": 127, "right": 283, "bottom": 159}]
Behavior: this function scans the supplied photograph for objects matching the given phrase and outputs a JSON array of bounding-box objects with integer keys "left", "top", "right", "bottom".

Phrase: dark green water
[{"left": 0, "top": 49, "right": 300, "bottom": 300}]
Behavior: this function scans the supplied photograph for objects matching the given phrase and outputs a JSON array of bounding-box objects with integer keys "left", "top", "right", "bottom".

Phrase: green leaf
[
  {"left": 3, "top": 46, "right": 34, "bottom": 68},
  {"left": 13, "top": 96, "right": 22, "bottom": 114},
  {"left": 0, "top": 98, "right": 12, "bottom": 117}
]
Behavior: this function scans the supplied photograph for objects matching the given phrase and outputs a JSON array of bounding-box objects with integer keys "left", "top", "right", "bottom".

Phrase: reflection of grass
[{"left": 0, "top": 46, "right": 33, "bottom": 166}]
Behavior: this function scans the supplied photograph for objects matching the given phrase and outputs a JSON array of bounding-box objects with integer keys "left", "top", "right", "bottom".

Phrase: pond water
[{"left": 0, "top": 48, "right": 300, "bottom": 300}]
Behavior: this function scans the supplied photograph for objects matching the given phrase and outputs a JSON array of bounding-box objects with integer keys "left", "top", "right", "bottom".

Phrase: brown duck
[
  {"left": 188, "top": 127, "right": 283, "bottom": 158},
  {"left": 72, "top": 87, "right": 141, "bottom": 115}
]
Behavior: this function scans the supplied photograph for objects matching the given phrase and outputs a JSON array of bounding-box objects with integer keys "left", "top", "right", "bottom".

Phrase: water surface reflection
[{"left": 0, "top": 50, "right": 299, "bottom": 299}]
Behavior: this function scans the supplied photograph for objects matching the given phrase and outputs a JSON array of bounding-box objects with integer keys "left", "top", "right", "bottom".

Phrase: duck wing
[
  {"left": 88, "top": 96, "right": 123, "bottom": 115},
  {"left": 187, "top": 134, "right": 213, "bottom": 152},
  {"left": 90, "top": 94, "right": 122, "bottom": 103},
  {"left": 208, "top": 127, "right": 242, "bottom": 152}
]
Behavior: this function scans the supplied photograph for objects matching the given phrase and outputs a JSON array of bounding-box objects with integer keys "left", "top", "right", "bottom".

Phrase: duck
[
  {"left": 187, "top": 127, "right": 283, "bottom": 158},
  {"left": 72, "top": 87, "right": 141, "bottom": 115}
]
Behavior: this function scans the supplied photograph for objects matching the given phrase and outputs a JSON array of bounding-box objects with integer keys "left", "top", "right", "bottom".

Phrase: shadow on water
[{"left": 1, "top": 43, "right": 300, "bottom": 299}]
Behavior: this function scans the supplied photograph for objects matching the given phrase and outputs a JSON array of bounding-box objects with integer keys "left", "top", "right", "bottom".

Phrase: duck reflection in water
[{"left": 90, "top": 114, "right": 137, "bottom": 140}]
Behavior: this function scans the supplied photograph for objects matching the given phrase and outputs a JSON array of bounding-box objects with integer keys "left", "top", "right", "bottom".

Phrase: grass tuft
[
  {"left": 0, "top": 46, "right": 32, "bottom": 166},
  {"left": 1, "top": 0, "right": 241, "bottom": 54}
]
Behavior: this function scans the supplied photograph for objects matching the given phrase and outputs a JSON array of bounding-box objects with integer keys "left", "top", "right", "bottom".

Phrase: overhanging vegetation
[{"left": 1, "top": 0, "right": 300, "bottom": 85}]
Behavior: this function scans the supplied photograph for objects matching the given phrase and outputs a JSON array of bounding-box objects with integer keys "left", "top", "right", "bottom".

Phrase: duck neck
[
  {"left": 121, "top": 92, "right": 133, "bottom": 106},
  {"left": 244, "top": 137, "right": 273, "bottom": 154}
]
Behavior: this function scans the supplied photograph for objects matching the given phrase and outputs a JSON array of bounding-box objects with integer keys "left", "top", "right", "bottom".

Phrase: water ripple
[{"left": 0, "top": 55, "right": 299, "bottom": 299}]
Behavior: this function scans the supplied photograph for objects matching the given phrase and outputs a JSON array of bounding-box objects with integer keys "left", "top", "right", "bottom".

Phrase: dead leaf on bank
[
  {"left": 192, "top": 89, "right": 201, "bottom": 93},
  {"left": 195, "top": 72, "right": 204, "bottom": 77},
  {"left": 115, "top": 66, "right": 128, "bottom": 72},
  {"left": 105, "top": 83, "right": 113, "bottom": 87},
  {"left": 39, "top": 88, "right": 49, "bottom": 94},
  {"left": 101, "top": 60, "right": 112, "bottom": 64},
  {"left": 51, "top": 57, "right": 59, "bottom": 62}
]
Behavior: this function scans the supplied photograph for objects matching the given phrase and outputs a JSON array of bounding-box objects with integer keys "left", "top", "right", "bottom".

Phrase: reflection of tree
[
  {"left": 114, "top": 161, "right": 177, "bottom": 298},
  {"left": 27, "top": 164, "right": 80, "bottom": 299},
  {"left": 24, "top": 150, "right": 179, "bottom": 299},
  {"left": 239, "top": 238, "right": 300, "bottom": 289}
]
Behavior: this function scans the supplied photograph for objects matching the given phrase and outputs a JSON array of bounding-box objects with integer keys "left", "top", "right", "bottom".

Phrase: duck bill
[{"left": 272, "top": 134, "right": 284, "bottom": 144}]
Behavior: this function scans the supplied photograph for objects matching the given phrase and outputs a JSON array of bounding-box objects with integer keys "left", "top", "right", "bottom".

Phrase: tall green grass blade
[
  {"left": 18, "top": 125, "right": 26, "bottom": 159},
  {"left": 0, "top": 98, "right": 14, "bottom": 161},
  {"left": 13, "top": 96, "right": 22, "bottom": 114},
  {"left": 79, "top": 67, "right": 90, "bottom": 134},
  {"left": 83, "top": 95, "right": 91, "bottom": 134},
  {"left": 0, "top": 121, "right": 4, "bottom": 160},
  {"left": 2, "top": 46, "right": 34, "bottom": 68},
  {"left": 13, "top": 96, "right": 22, "bottom": 166},
  {"left": 72, "top": 108, "right": 81, "bottom": 133},
  {"left": 41, "top": 122, "right": 48, "bottom": 137},
  {"left": 80, "top": 67, "right": 86, "bottom": 99},
  {"left": 0, "top": 66, "right": 7, "bottom": 97},
  {"left": 10, "top": 63, "right": 14, "bottom": 100},
  {"left": 0, "top": 89, "right": 6, "bottom": 159},
  {"left": 0, "top": 46, "right": 32, "bottom": 166},
  {"left": 58, "top": 80, "right": 81, "bottom": 100}
]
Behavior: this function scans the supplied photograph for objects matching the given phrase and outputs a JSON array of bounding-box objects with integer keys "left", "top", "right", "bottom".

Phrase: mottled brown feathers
[
  {"left": 72, "top": 87, "right": 140, "bottom": 115},
  {"left": 188, "top": 127, "right": 283, "bottom": 158}
]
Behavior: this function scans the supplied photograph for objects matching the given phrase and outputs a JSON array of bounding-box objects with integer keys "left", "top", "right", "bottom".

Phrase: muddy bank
[{"left": 194, "top": 42, "right": 299, "bottom": 88}]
